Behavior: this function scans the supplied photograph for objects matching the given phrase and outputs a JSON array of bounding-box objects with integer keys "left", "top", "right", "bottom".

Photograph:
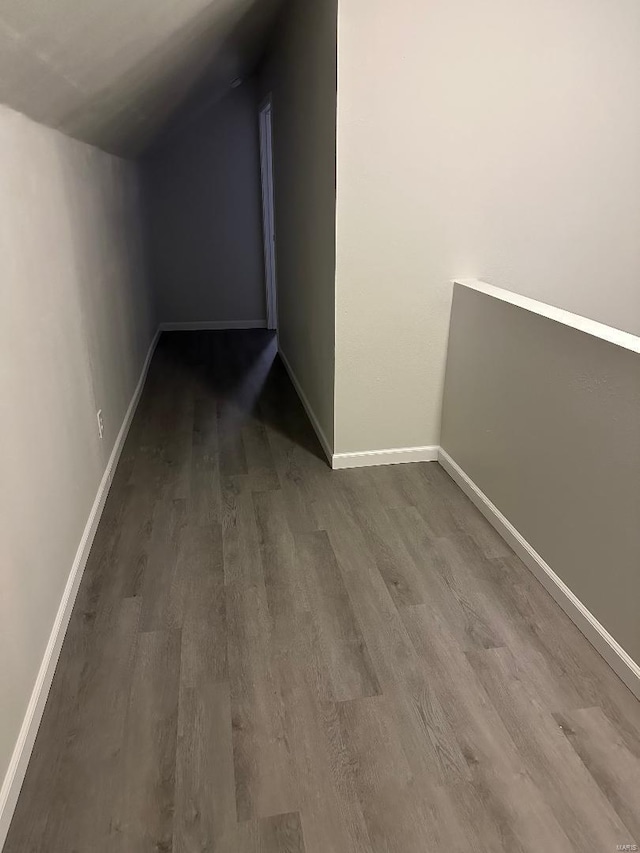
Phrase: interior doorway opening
[{"left": 259, "top": 95, "right": 278, "bottom": 331}]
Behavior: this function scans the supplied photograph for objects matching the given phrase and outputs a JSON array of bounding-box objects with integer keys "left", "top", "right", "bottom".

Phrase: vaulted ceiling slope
[{"left": 0, "top": 0, "right": 283, "bottom": 157}]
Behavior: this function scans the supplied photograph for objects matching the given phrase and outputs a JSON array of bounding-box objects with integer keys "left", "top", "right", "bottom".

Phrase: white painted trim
[
  {"left": 259, "top": 95, "right": 278, "bottom": 332},
  {"left": 159, "top": 320, "right": 267, "bottom": 331},
  {"left": 0, "top": 330, "right": 160, "bottom": 849},
  {"left": 332, "top": 446, "right": 439, "bottom": 470},
  {"left": 455, "top": 279, "right": 640, "bottom": 355},
  {"left": 277, "top": 348, "right": 333, "bottom": 465},
  {"left": 438, "top": 448, "right": 640, "bottom": 701}
]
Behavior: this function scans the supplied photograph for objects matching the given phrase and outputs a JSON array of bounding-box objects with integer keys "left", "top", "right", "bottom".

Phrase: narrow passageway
[{"left": 6, "top": 331, "right": 640, "bottom": 852}]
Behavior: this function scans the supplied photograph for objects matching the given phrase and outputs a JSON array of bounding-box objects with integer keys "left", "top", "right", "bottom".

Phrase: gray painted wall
[
  {"left": 0, "top": 104, "right": 154, "bottom": 805},
  {"left": 143, "top": 80, "right": 267, "bottom": 326},
  {"left": 441, "top": 284, "right": 640, "bottom": 665},
  {"left": 259, "top": 0, "right": 338, "bottom": 448}
]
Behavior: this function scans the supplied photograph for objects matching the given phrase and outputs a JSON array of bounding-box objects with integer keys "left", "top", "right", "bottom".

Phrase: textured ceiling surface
[{"left": 0, "top": 0, "right": 282, "bottom": 156}]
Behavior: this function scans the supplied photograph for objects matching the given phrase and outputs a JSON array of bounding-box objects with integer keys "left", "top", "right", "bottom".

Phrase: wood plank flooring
[{"left": 5, "top": 329, "right": 640, "bottom": 853}]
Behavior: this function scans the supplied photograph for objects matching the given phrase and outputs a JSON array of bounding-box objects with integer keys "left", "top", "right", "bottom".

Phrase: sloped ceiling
[{"left": 0, "top": 0, "right": 283, "bottom": 157}]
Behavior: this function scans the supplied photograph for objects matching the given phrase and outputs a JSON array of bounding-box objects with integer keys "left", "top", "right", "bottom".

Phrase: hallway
[{"left": 6, "top": 331, "right": 640, "bottom": 852}]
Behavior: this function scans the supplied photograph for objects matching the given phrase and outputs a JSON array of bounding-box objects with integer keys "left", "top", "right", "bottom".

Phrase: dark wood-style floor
[{"left": 6, "top": 330, "right": 640, "bottom": 852}]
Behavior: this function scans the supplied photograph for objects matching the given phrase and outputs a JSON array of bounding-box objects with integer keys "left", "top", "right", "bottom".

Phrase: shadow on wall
[
  {"left": 141, "top": 77, "right": 267, "bottom": 327},
  {"left": 152, "top": 330, "right": 326, "bottom": 462},
  {"left": 53, "top": 0, "right": 285, "bottom": 155},
  {"left": 52, "top": 139, "right": 154, "bottom": 460}
]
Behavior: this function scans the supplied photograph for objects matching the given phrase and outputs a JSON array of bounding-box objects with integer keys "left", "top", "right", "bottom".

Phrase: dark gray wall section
[
  {"left": 441, "top": 284, "right": 640, "bottom": 664},
  {"left": 143, "top": 79, "right": 266, "bottom": 325}
]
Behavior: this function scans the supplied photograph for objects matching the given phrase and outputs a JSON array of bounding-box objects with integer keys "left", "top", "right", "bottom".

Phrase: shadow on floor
[{"left": 150, "top": 329, "right": 327, "bottom": 464}]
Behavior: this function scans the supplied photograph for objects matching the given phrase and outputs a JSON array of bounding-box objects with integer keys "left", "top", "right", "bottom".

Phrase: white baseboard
[
  {"left": 277, "top": 348, "right": 333, "bottom": 465},
  {"left": 159, "top": 320, "right": 267, "bottom": 331},
  {"left": 438, "top": 448, "right": 640, "bottom": 701},
  {"left": 332, "top": 445, "right": 439, "bottom": 470},
  {"left": 0, "top": 330, "right": 160, "bottom": 849}
]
